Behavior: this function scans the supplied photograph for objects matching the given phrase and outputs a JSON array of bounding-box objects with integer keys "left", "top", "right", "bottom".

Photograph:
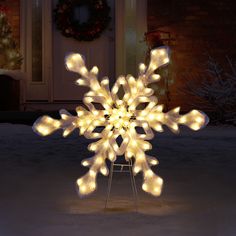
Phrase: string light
[{"left": 33, "top": 46, "right": 209, "bottom": 197}]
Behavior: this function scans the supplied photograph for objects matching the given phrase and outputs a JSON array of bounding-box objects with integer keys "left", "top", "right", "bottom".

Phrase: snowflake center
[{"left": 108, "top": 105, "right": 134, "bottom": 129}]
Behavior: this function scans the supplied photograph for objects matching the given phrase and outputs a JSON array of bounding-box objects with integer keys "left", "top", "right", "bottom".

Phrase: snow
[{"left": 0, "top": 123, "right": 236, "bottom": 236}]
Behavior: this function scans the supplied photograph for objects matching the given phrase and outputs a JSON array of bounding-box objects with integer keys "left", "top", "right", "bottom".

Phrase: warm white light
[
  {"left": 139, "top": 63, "right": 146, "bottom": 73},
  {"left": 179, "top": 116, "right": 187, "bottom": 123},
  {"left": 95, "top": 157, "right": 103, "bottom": 164},
  {"left": 151, "top": 74, "right": 161, "bottom": 81},
  {"left": 76, "top": 79, "right": 85, "bottom": 86},
  {"left": 190, "top": 123, "right": 201, "bottom": 131},
  {"left": 89, "top": 170, "right": 96, "bottom": 177},
  {"left": 133, "top": 166, "right": 140, "bottom": 174},
  {"left": 82, "top": 160, "right": 89, "bottom": 166},
  {"left": 150, "top": 159, "right": 158, "bottom": 165},
  {"left": 66, "top": 62, "right": 73, "bottom": 69},
  {"left": 101, "top": 78, "right": 109, "bottom": 85},
  {"left": 91, "top": 66, "right": 99, "bottom": 74},
  {"left": 100, "top": 166, "right": 108, "bottom": 176},
  {"left": 196, "top": 117, "right": 203, "bottom": 123},
  {"left": 36, "top": 125, "right": 49, "bottom": 136},
  {"left": 80, "top": 67, "right": 87, "bottom": 74},
  {"left": 77, "top": 178, "right": 82, "bottom": 185},
  {"left": 163, "top": 58, "right": 169, "bottom": 64},
  {"left": 145, "top": 170, "right": 153, "bottom": 177},
  {"left": 33, "top": 46, "right": 208, "bottom": 197},
  {"left": 72, "top": 54, "right": 82, "bottom": 61},
  {"left": 159, "top": 49, "right": 165, "bottom": 55},
  {"left": 142, "top": 183, "right": 148, "bottom": 191},
  {"left": 173, "top": 107, "right": 180, "bottom": 113}
]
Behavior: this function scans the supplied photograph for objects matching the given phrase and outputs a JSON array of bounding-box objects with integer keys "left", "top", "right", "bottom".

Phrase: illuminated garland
[
  {"left": 33, "top": 46, "right": 209, "bottom": 197},
  {"left": 54, "top": 0, "right": 111, "bottom": 41}
]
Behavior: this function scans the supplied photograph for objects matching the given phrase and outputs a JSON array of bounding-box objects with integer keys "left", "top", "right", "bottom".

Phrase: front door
[{"left": 52, "top": 0, "right": 115, "bottom": 102}]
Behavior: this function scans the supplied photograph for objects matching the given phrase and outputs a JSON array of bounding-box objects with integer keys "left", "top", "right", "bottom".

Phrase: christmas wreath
[{"left": 54, "top": 0, "right": 111, "bottom": 41}]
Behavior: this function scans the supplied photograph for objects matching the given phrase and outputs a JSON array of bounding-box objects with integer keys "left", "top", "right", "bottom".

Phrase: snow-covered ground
[{"left": 0, "top": 124, "right": 236, "bottom": 236}]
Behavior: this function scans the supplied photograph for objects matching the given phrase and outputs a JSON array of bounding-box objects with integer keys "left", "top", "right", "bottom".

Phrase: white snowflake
[{"left": 33, "top": 46, "right": 209, "bottom": 196}]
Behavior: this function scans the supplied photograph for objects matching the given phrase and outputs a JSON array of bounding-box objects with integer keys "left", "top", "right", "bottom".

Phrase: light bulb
[
  {"left": 179, "top": 116, "right": 187, "bottom": 123},
  {"left": 63, "top": 129, "right": 70, "bottom": 137},
  {"left": 142, "top": 183, "right": 148, "bottom": 191},
  {"left": 80, "top": 185, "right": 87, "bottom": 193},
  {"left": 133, "top": 166, "right": 140, "bottom": 174},
  {"left": 151, "top": 50, "right": 157, "bottom": 56},
  {"left": 95, "top": 157, "right": 103, "bottom": 164},
  {"left": 89, "top": 170, "right": 96, "bottom": 177},
  {"left": 145, "top": 169, "right": 153, "bottom": 177},
  {"left": 82, "top": 160, "right": 89, "bottom": 166},
  {"left": 173, "top": 107, "right": 180, "bottom": 113},
  {"left": 72, "top": 54, "right": 82, "bottom": 61},
  {"left": 139, "top": 63, "right": 146, "bottom": 73},
  {"left": 100, "top": 166, "right": 108, "bottom": 176},
  {"left": 148, "top": 114, "right": 155, "bottom": 121},
  {"left": 80, "top": 67, "right": 87, "bottom": 74},
  {"left": 101, "top": 78, "right": 109, "bottom": 85},
  {"left": 163, "top": 58, "right": 169, "bottom": 64},
  {"left": 156, "top": 177, "right": 163, "bottom": 185},
  {"left": 154, "top": 187, "right": 160, "bottom": 194},
  {"left": 77, "top": 178, "right": 83, "bottom": 185},
  {"left": 126, "top": 151, "right": 133, "bottom": 158},
  {"left": 151, "top": 74, "right": 161, "bottom": 81},
  {"left": 171, "top": 123, "right": 179, "bottom": 132},
  {"left": 190, "top": 123, "right": 201, "bottom": 131},
  {"left": 143, "top": 143, "right": 151, "bottom": 150},
  {"left": 89, "top": 182, "right": 96, "bottom": 189},
  {"left": 196, "top": 117, "right": 204, "bottom": 123},
  {"left": 159, "top": 49, "right": 165, "bottom": 55},
  {"left": 76, "top": 79, "right": 85, "bottom": 86},
  {"left": 91, "top": 66, "right": 99, "bottom": 74},
  {"left": 154, "top": 124, "right": 163, "bottom": 132},
  {"left": 66, "top": 62, "right": 73, "bottom": 69}
]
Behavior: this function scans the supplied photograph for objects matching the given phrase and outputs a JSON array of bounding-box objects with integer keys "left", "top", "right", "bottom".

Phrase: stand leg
[
  {"left": 130, "top": 160, "right": 138, "bottom": 199},
  {"left": 104, "top": 160, "right": 138, "bottom": 211},
  {"left": 105, "top": 161, "right": 114, "bottom": 209},
  {"left": 129, "top": 160, "right": 138, "bottom": 211}
]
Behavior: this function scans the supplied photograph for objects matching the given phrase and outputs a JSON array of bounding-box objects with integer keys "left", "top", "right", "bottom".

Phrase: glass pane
[{"left": 32, "top": 0, "right": 42, "bottom": 82}]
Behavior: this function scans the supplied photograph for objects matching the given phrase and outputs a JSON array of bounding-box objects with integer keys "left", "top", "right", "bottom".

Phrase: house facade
[
  {"left": 1, "top": 0, "right": 236, "bottom": 112},
  {"left": 1, "top": 0, "right": 147, "bottom": 111}
]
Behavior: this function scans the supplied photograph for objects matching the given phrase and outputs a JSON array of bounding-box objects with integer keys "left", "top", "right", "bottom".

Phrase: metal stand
[{"left": 104, "top": 159, "right": 138, "bottom": 211}]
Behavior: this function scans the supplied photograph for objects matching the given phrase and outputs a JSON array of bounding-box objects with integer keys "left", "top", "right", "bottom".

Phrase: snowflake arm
[{"left": 137, "top": 105, "right": 209, "bottom": 133}]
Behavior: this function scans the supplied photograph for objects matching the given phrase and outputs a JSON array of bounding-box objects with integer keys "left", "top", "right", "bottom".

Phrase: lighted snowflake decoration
[{"left": 33, "top": 46, "right": 209, "bottom": 197}]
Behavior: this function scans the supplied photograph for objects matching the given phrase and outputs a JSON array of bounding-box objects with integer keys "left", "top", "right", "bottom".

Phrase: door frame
[
  {"left": 115, "top": 0, "right": 147, "bottom": 77},
  {"left": 20, "top": 0, "right": 53, "bottom": 104}
]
